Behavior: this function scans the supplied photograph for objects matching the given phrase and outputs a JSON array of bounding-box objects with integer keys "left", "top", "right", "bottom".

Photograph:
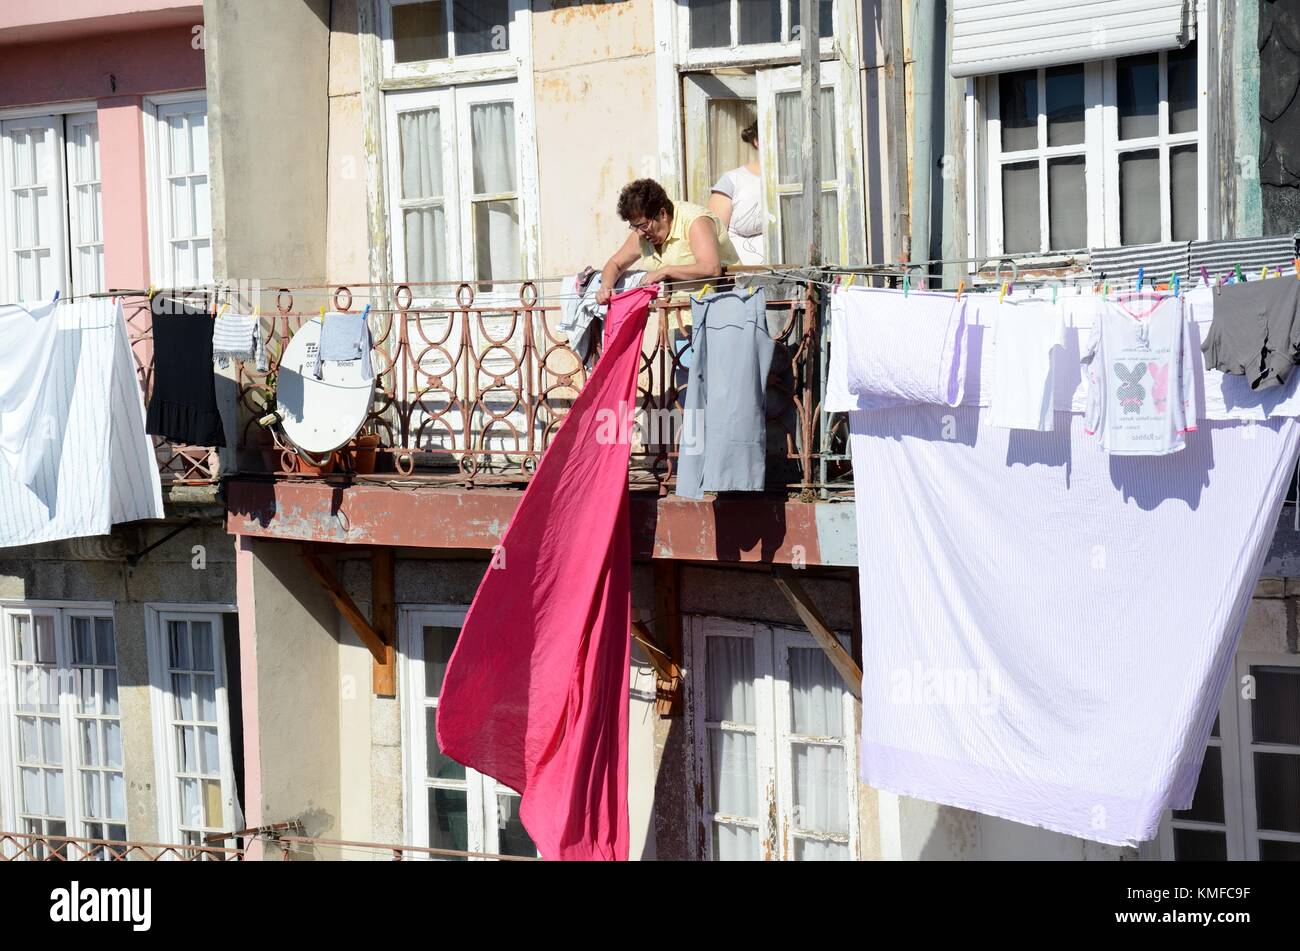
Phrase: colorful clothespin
[
  {"left": 844, "top": 273, "right": 856, "bottom": 289},
  {"left": 902, "top": 273, "right": 911, "bottom": 297},
  {"left": 694, "top": 283, "right": 713, "bottom": 302},
  {"left": 1294, "top": 257, "right": 1300, "bottom": 280},
  {"left": 1261, "top": 266, "right": 1270, "bottom": 282},
  {"left": 1200, "top": 266, "right": 1211, "bottom": 287},
  {"left": 1173, "top": 273, "right": 1181, "bottom": 298},
  {"left": 361, "top": 303, "right": 371, "bottom": 320},
  {"left": 1236, "top": 263, "right": 1245, "bottom": 284},
  {"left": 1103, "top": 282, "right": 1110, "bottom": 298},
  {"left": 918, "top": 277, "right": 927, "bottom": 291},
  {"left": 956, "top": 279, "right": 965, "bottom": 302},
  {"left": 217, "top": 302, "right": 230, "bottom": 318},
  {"left": 1051, "top": 283, "right": 1058, "bottom": 305},
  {"left": 1136, "top": 267, "right": 1145, "bottom": 293},
  {"left": 51, "top": 289, "right": 60, "bottom": 304},
  {"left": 998, "top": 282, "right": 1009, "bottom": 304},
  {"left": 147, "top": 284, "right": 157, "bottom": 301},
  {"left": 320, "top": 305, "right": 326, "bottom": 320}
]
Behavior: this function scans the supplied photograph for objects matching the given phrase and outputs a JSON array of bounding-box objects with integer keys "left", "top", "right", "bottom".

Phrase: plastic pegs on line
[
  {"left": 998, "top": 282, "right": 1010, "bottom": 304},
  {"left": 902, "top": 273, "right": 911, "bottom": 297},
  {"left": 956, "top": 279, "right": 965, "bottom": 302},
  {"left": 1200, "top": 266, "right": 1211, "bottom": 287},
  {"left": 51, "top": 289, "right": 60, "bottom": 304},
  {"left": 844, "top": 273, "right": 856, "bottom": 289},
  {"left": 1236, "top": 263, "right": 1245, "bottom": 284},
  {"left": 1173, "top": 273, "right": 1181, "bottom": 298},
  {"left": 1262, "top": 266, "right": 1270, "bottom": 282},
  {"left": 361, "top": 303, "right": 371, "bottom": 319},
  {"left": 1295, "top": 257, "right": 1300, "bottom": 280},
  {"left": 1136, "top": 267, "right": 1145, "bottom": 293},
  {"left": 1051, "top": 283, "right": 1058, "bottom": 305}
]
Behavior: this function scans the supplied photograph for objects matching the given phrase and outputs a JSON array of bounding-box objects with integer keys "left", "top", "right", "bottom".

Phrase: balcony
[{"left": 203, "top": 279, "right": 851, "bottom": 498}]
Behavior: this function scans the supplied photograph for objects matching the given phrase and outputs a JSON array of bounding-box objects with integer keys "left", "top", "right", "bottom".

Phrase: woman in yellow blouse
[{"left": 596, "top": 178, "right": 740, "bottom": 304}]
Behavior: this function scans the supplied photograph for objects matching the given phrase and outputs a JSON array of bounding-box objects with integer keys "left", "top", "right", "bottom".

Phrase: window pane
[
  {"left": 712, "top": 822, "right": 759, "bottom": 860},
  {"left": 173, "top": 673, "right": 193, "bottom": 720},
  {"left": 453, "top": 0, "right": 508, "bottom": 56},
  {"left": 202, "top": 779, "right": 223, "bottom": 827},
  {"left": 1001, "top": 160, "right": 1040, "bottom": 252},
  {"left": 179, "top": 778, "right": 199, "bottom": 827},
  {"left": 999, "top": 70, "right": 1038, "bottom": 152},
  {"left": 83, "top": 773, "right": 102, "bottom": 818},
  {"left": 195, "top": 673, "right": 216, "bottom": 722},
  {"left": 1170, "top": 144, "right": 1198, "bottom": 241},
  {"left": 428, "top": 787, "right": 469, "bottom": 857},
  {"left": 178, "top": 725, "right": 196, "bottom": 772},
  {"left": 1173, "top": 746, "right": 1224, "bottom": 823},
  {"left": 793, "top": 743, "right": 847, "bottom": 833},
  {"left": 1258, "top": 839, "right": 1300, "bottom": 861},
  {"left": 45, "top": 769, "right": 65, "bottom": 816},
  {"left": 95, "top": 618, "right": 115, "bottom": 666},
  {"left": 1168, "top": 43, "right": 1198, "bottom": 134},
  {"left": 788, "top": 0, "right": 834, "bottom": 40},
  {"left": 35, "top": 614, "right": 55, "bottom": 663},
  {"left": 403, "top": 206, "right": 448, "bottom": 284},
  {"left": 1048, "top": 155, "right": 1087, "bottom": 249},
  {"left": 79, "top": 719, "right": 100, "bottom": 767},
  {"left": 1045, "top": 64, "right": 1084, "bottom": 146},
  {"left": 471, "top": 101, "right": 516, "bottom": 194},
  {"left": 169, "top": 621, "right": 191, "bottom": 669},
  {"left": 1254, "top": 752, "right": 1300, "bottom": 832},
  {"left": 774, "top": 88, "right": 835, "bottom": 184},
  {"left": 1251, "top": 666, "right": 1300, "bottom": 745},
  {"left": 18, "top": 716, "right": 38, "bottom": 762},
  {"left": 496, "top": 793, "right": 535, "bottom": 857},
  {"left": 102, "top": 669, "right": 118, "bottom": 715},
  {"left": 71, "top": 617, "right": 93, "bottom": 664},
  {"left": 41, "top": 718, "right": 61, "bottom": 765},
  {"left": 104, "top": 719, "right": 123, "bottom": 768},
  {"left": 399, "top": 109, "right": 443, "bottom": 200},
  {"left": 106, "top": 773, "right": 124, "bottom": 820},
  {"left": 705, "top": 637, "right": 754, "bottom": 722},
  {"left": 690, "top": 0, "right": 729, "bottom": 48},
  {"left": 191, "top": 622, "right": 214, "bottom": 671},
  {"left": 393, "top": 1, "right": 448, "bottom": 63},
  {"left": 199, "top": 725, "right": 220, "bottom": 774},
  {"left": 708, "top": 728, "right": 757, "bottom": 816},
  {"left": 789, "top": 647, "right": 843, "bottom": 736},
  {"left": 738, "top": 0, "right": 781, "bottom": 44},
  {"left": 778, "top": 189, "right": 838, "bottom": 264},
  {"left": 1119, "top": 150, "right": 1160, "bottom": 245},
  {"left": 1173, "top": 827, "right": 1227, "bottom": 860},
  {"left": 13, "top": 615, "right": 31, "bottom": 661},
  {"left": 423, "top": 625, "right": 458, "bottom": 698},
  {"left": 1117, "top": 53, "right": 1159, "bottom": 139},
  {"left": 426, "top": 706, "right": 466, "bottom": 780},
  {"left": 795, "top": 838, "right": 849, "bottom": 860},
  {"left": 21, "top": 767, "right": 42, "bottom": 812},
  {"left": 474, "top": 199, "right": 521, "bottom": 283}
]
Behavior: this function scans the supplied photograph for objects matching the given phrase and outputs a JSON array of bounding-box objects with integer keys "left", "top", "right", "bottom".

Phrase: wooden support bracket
[
  {"left": 651, "top": 561, "right": 685, "bottom": 717},
  {"left": 371, "top": 547, "right": 396, "bottom": 697},
  {"left": 771, "top": 566, "right": 862, "bottom": 699},
  {"left": 632, "top": 620, "right": 681, "bottom": 717},
  {"left": 301, "top": 545, "right": 395, "bottom": 697}
]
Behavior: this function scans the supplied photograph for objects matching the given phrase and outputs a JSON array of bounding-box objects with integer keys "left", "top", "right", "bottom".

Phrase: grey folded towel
[{"left": 212, "top": 311, "right": 268, "bottom": 372}]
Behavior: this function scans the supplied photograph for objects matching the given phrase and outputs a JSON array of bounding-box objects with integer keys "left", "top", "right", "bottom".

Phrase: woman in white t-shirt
[{"left": 707, "top": 120, "right": 765, "bottom": 266}]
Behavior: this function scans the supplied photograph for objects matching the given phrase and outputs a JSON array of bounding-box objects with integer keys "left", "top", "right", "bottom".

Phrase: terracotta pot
[
  {"left": 350, "top": 433, "right": 382, "bottom": 475},
  {"left": 295, "top": 453, "right": 336, "bottom": 476}
]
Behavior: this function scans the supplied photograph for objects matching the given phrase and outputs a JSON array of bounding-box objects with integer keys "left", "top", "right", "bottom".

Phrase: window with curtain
[
  {"left": 0, "top": 112, "right": 103, "bottom": 301},
  {"left": 3, "top": 605, "right": 124, "bottom": 859},
  {"left": 152, "top": 100, "right": 212, "bottom": 288},
  {"left": 772, "top": 86, "right": 839, "bottom": 263},
  {"left": 707, "top": 99, "right": 758, "bottom": 189},
  {"left": 689, "top": 618, "right": 858, "bottom": 861},
  {"left": 1157, "top": 654, "right": 1300, "bottom": 861},
  {"left": 984, "top": 43, "right": 1202, "bottom": 254},
  {"left": 386, "top": 86, "right": 525, "bottom": 291},
  {"left": 402, "top": 611, "right": 536, "bottom": 859},
  {"left": 688, "top": 0, "right": 834, "bottom": 50}
]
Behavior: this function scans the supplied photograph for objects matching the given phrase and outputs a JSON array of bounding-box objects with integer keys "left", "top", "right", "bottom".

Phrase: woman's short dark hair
[
  {"left": 617, "top": 179, "right": 674, "bottom": 223},
  {"left": 741, "top": 121, "right": 759, "bottom": 147}
]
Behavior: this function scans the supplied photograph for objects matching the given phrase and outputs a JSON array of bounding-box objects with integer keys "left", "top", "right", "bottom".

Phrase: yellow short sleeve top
[{"left": 636, "top": 199, "right": 741, "bottom": 272}]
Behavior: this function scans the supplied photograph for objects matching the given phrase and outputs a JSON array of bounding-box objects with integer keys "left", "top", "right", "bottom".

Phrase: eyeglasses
[{"left": 628, "top": 215, "right": 659, "bottom": 235}]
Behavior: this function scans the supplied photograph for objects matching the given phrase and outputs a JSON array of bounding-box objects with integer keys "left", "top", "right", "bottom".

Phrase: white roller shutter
[{"left": 950, "top": 0, "right": 1194, "bottom": 77}]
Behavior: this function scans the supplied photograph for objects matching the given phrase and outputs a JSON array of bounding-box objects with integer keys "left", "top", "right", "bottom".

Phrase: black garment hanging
[{"left": 145, "top": 296, "right": 227, "bottom": 447}]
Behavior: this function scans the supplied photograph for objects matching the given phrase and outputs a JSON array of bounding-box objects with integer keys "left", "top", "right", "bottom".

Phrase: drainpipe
[{"left": 909, "top": 0, "right": 940, "bottom": 273}]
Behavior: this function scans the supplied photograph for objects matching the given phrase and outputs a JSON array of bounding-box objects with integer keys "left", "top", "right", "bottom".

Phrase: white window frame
[
  {"left": 0, "top": 102, "right": 101, "bottom": 302},
  {"left": 143, "top": 604, "right": 239, "bottom": 849},
  {"left": 685, "top": 615, "right": 861, "bottom": 861},
  {"left": 143, "top": 92, "right": 210, "bottom": 290},
  {"left": 758, "top": 60, "right": 855, "bottom": 265},
  {"left": 1151, "top": 650, "right": 1300, "bottom": 861},
  {"left": 64, "top": 111, "right": 105, "bottom": 297},
  {"left": 971, "top": 22, "right": 1209, "bottom": 259},
  {"left": 676, "top": 0, "right": 837, "bottom": 70},
  {"left": 0, "top": 600, "right": 122, "bottom": 857},
  {"left": 381, "top": 81, "right": 539, "bottom": 302},
  {"left": 399, "top": 605, "right": 537, "bottom": 860},
  {"left": 379, "top": 0, "right": 527, "bottom": 84}
]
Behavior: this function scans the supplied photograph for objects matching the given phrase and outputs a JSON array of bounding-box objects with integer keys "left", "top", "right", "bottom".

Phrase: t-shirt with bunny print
[{"left": 1081, "top": 295, "right": 1198, "bottom": 455}]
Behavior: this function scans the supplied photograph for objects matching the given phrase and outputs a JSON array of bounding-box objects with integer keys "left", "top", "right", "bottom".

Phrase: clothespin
[
  {"left": 1294, "top": 258, "right": 1300, "bottom": 280},
  {"left": 1103, "top": 282, "right": 1110, "bottom": 298},
  {"left": 1200, "top": 266, "right": 1211, "bottom": 287},
  {"left": 956, "top": 279, "right": 965, "bottom": 302},
  {"left": 1051, "top": 283, "right": 1058, "bottom": 305},
  {"left": 998, "top": 282, "right": 1009, "bottom": 304},
  {"left": 1261, "top": 266, "right": 1269, "bottom": 282},
  {"left": 693, "top": 283, "right": 712, "bottom": 302},
  {"left": 1136, "top": 267, "right": 1144, "bottom": 293},
  {"left": 51, "top": 289, "right": 60, "bottom": 304},
  {"left": 1236, "top": 263, "right": 1245, "bottom": 284},
  {"left": 844, "top": 273, "right": 856, "bottom": 289},
  {"left": 902, "top": 273, "right": 910, "bottom": 297},
  {"left": 918, "top": 277, "right": 927, "bottom": 291},
  {"left": 361, "top": 303, "right": 371, "bottom": 321},
  {"left": 1173, "top": 273, "right": 1181, "bottom": 298},
  {"left": 217, "top": 302, "right": 229, "bottom": 318},
  {"left": 320, "top": 305, "right": 326, "bottom": 320},
  {"left": 147, "top": 284, "right": 157, "bottom": 301}
]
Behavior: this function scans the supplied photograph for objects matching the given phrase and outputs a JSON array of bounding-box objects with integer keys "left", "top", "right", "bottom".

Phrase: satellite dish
[{"left": 276, "top": 318, "right": 375, "bottom": 455}]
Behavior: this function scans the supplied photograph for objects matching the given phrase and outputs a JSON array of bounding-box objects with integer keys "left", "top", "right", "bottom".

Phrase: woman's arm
[
  {"left": 596, "top": 232, "right": 643, "bottom": 304},
  {"left": 707, "top": 191, "right": 734, "bottom": 230},
  {"left": 645, "top": 216, "right": 723, "bottom": 285}
]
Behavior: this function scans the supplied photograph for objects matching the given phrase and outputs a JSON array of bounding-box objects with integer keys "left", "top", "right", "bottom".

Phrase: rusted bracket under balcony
[
  {"left": 771, "top": 565, "right": 862, "bottom": 699},
  {"left": 300, "top": 544, "right": 397, "bottom": 697}
]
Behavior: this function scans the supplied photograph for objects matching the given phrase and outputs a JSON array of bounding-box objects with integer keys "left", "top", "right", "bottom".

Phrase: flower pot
[
  {"left": 350, "top": 433, "right": 381, "bottom": 474},
  {"left": 294, "top": 452, "right": 336, "bottom": 476}
]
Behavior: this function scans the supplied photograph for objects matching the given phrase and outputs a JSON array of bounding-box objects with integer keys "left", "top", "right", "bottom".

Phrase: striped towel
[
  {"left": 1087, "top": 241, "right": 1190, "bottom": 289},
  {"left": 212, "top": 311, "right": 268, "bottom": 372},
  {"left": 1189, "top": 234, "right": 1300, "bottom": 283}
]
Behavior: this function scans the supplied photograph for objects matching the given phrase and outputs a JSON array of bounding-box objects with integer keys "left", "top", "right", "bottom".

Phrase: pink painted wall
[
  {"left": 0, "top": 1, "right": 200, "bottom": 45},
  {"left": 0, "top": 25, "right": 205, "bottom": 289}
]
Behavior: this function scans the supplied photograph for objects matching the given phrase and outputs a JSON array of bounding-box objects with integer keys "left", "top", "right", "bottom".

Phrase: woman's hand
[{"left": 595, "top": 285, "right": 614, "bottom": 306}]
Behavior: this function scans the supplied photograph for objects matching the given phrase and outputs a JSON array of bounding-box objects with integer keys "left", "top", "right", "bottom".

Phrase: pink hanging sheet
[{"left": 436, "top": 285, "right": 657, "bottom": 861}]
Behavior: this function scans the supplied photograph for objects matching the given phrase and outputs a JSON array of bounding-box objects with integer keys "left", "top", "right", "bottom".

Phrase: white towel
[
  {"left": 0, "top": 300, "right": 61, "bottom": 486},
  {"left": 212, "top": 311, "right": 268, "bottom": 372}
]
